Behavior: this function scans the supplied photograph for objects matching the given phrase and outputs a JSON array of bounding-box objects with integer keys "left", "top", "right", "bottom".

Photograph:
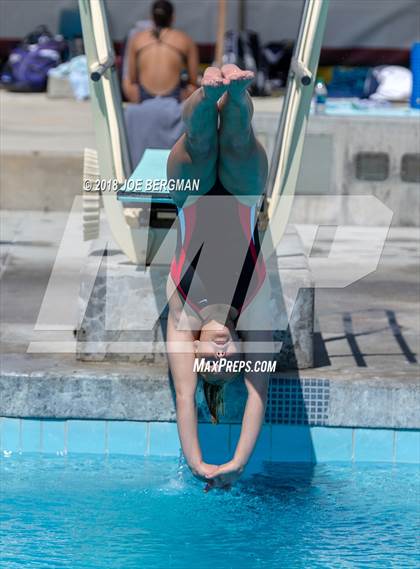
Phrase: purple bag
[{"left": 2, "top": 28, "right": 63, "bottom": 92}]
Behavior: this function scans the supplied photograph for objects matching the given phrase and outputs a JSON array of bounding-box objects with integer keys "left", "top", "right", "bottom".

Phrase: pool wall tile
[
  {"left": 1, "top": 418, "right": 20, "bottom": 453},
  {"left": 43, "top": 421, "right": 66, "bottom": 454},
  {"left": 199, "top": 424, "right": 230, "bottom": 464},
  {"left": 311, "top": 427, "right": 353, "bottom": 462},
  {"left": 271, "top": 425, "right": 314, "bottom": 462},
  {"left": 21, "top": 419, "right": 41, "bottom": 452},
  {"left": 67, "top": 420, "right": 106, "bottom": 454},
  {"left": 149, "top": 422, "right": 180, "bottom": 456},
  {"left": 108, "top": 421, "right": 148, "bottom": 455},
  {"left": 395, "top": 430, "right": 420, "bottom": 464},
  {"left": 1, "top": 419, "right": 419, "bottom": 464},
  {"left": 354, "top": 429, "right": 393, "bottom": 462}
]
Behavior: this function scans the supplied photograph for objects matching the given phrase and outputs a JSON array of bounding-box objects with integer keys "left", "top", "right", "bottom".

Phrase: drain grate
[{"left": 266, "top": 378, "right": 330, "bottom": 425}]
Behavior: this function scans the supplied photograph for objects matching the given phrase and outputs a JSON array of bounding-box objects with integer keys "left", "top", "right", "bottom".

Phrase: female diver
[{"left": 166, "top": 64, "right": 274, "bottom": 490}]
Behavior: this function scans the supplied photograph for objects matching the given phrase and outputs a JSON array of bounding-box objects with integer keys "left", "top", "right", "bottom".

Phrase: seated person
[
  {"left": 166, "top": 64, "right": 275, "bottom": 490},
  {"left": 123, "top": 0, "right": 199, "bottom": 103}
]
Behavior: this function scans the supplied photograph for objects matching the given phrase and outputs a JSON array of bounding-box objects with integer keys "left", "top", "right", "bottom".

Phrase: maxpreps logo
[{"left": 193, "top": 358, "right": 276, "bottom": 374}]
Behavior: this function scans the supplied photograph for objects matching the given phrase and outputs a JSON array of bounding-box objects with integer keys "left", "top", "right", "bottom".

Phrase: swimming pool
[{"left": 1, "top": 455, "right": 418, "bottom": 568}]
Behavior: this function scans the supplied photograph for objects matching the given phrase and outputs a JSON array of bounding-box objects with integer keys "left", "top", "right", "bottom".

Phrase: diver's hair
[
  {"left": 203, "top": 381, "right": 225, "bottom": 424},
  {"left": 151, "top": 0, "right": 174, "bottom": 37}
]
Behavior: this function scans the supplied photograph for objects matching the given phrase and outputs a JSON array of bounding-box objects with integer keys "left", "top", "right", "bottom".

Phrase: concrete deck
[{"left": 1, "top": 211, "right": 419, "bottom": 427}]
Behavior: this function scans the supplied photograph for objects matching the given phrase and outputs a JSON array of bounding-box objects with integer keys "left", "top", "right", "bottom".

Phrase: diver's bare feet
[
  {"left": 201, "top": 66, "right": 229, "bottom": 102},
  {"left": 221, "top": 64, "right": 254, "bottom": 100}
]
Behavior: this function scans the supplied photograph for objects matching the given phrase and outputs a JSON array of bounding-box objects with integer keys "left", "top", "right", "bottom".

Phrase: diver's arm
[
  {"left": 203, "top": 368, "right": 268, "bottom": 489},
  {"left": 233, "top": 291, "right": 273, "bottom": 468},
  {"left": 204, "top": 365, "right": 269, "bottom": 489},
  {"left": 167, "top": 311, "right": 201, "bottom": 467},
  {"left": 232, "top": 368, "right": 269, "bottom": 468},
  {"left": 233, "top": 280, "right": 273, "bottom": 468},
  {"left": 176, "top": 395, "right": 203, "bottom": 472},
  {"left": 171, "top": 356, "right": 218, "bottom": 479},
  {"left": 167, "top": 311, "right": 217, "bottom": 479}
]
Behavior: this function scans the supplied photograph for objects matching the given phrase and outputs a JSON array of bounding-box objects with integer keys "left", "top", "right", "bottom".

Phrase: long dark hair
[
  {"left": 151, "top": 0, "right": 173, "bottom": 38},
  {"left": 203, "top": 381, "right": 225, "bottom": 424}
]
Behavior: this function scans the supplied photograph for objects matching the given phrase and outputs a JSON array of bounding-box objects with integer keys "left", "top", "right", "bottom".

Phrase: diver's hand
[
  {"left": 204, "top": 459, "right": 245, "bottom": 490},
  {"left": 190, "top": 460, "right": 219, "bottom": 483}
]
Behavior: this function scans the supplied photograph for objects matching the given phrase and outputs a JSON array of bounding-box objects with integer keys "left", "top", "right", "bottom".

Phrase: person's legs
[
  {"left": 218, "top": 64, "right": 268, "bottom": 202},
  {"left": 167, "top": 67, "right": 228, "bottom": 204}
]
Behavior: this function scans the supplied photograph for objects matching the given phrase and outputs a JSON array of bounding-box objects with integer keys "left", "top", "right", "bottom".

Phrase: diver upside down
[{"left": 166, "top": 64, "right": 275, "bottom": 490}]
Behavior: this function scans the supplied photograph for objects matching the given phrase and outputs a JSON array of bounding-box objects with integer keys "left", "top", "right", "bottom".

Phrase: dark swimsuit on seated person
[
  {"left": 139, "top": 83, "right": 182, "bottom": 102},
  {"left": 136, "top": 27, "right": 186, "bottom": 103}
]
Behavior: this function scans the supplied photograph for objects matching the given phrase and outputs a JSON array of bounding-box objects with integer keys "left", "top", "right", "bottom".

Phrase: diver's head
[
  {"left": 151, "top": 0, "right": 174, "bottom": 28},
  {"left": 193, "top": 305, "right": 243, "bottom": 423},
  {"left": 194, "top": 304, "right": 242, "bottom": 366},
  {"left": 195, "top": 318, "right": 240, "bottom": 359}
]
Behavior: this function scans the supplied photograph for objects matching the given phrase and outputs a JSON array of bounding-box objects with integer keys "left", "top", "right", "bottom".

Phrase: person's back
[
  {"left": 134, "top": 27, "right": 190, "bottom": 96},
  {"left": 124, "top": 0, "right": 198, "bottom": 103}
]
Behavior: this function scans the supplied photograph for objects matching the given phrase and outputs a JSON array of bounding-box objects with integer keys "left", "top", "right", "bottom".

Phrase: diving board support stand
[
  {"left": 263, "top": 0, "right": 329, "bottom": 256},
  {"left": 90, "top": 55, "right": 115, "bottom": 82},
  {"left": 79, "top": 0, "right": 151, "bottom": 264}
]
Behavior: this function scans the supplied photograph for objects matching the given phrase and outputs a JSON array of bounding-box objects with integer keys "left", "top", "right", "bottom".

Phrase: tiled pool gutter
[
  {"left": 1, "top": 368, "right": 418, "bottom": 465},
  {"left": 0, "top": 418, "right": 419, "bottom": 466}
]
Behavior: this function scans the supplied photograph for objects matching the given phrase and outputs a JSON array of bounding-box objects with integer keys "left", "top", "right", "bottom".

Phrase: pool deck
[{"left": 1, "top": 210, "right": 419, "bottom": 429}]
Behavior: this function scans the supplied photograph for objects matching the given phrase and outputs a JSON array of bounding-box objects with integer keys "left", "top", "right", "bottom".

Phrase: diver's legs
[
  {"left": 217, "top": 64, "right": 268, "bottom": 199},
  {"left": 167, "top": 67, "right": 228, "bottom": 197}
]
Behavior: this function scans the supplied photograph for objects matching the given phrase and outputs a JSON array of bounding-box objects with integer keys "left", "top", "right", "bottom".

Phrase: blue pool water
[{"left": 1, "top": 455, "right": 418, "bottom": 569}]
